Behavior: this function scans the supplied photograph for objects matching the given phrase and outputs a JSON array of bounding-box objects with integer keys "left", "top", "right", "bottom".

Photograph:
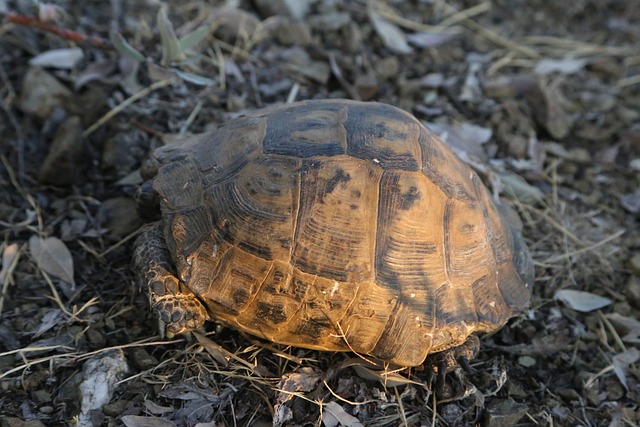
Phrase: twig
[
  {"left": 2, "top": 12, "right": 112, "bottom": 50},
  {"left": 83, "top": 79, "right": 174, "bottom": 138},
  {"left": 543, "top": 229, "right": 624, "bottom": 263}
]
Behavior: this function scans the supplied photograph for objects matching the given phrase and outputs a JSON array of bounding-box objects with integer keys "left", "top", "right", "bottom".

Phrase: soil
[{"left": 1, "top": 1, "right": 639, "bottom": 426}]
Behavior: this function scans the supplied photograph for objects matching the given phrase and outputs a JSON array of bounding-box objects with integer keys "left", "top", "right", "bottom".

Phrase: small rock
[
  {"left": 78, "top": 350, "right": 129, "bottom": 427},
  {"left": 253, "top": 0, "right": 312, "bottom": 19},
  {"left": 19, "top": 67, "right": 72, "bottom": 119},
  {"left": 130, "top": 348, "right": 159, "bottom": 371},
  {"left": 620, "top": 191, "right": 640, "bottom": 214},
  {"left": 483, "top": 74, "right": 536, "bottom": 99},
  {"left": 86, "top": 328, "right": 106, "bottom": 348},
  {"left": 374, "top": 56, "right": 400, "bottom": 80},
  {"left": 354, "top": 74, "right": 378, "bottom": 101},
  {"left": 527, "top": 79, "right": 572, "bottom": 140},
  {"left": 283, "top": 48, "right": 330, "bottom": 84},
  {"left": 484, "top": 398, "right": 528, "bottom": 427},
  {"left": 0, "top": 419, "right": 46, "bottom": 427},
  {"left": 101, "top": 132, "right": 143, "bottom": 176},
  {"left": 97, "top": 197, "right": 142, "bottom": 239},
  {"left": 568, "top": 147, "right": 591, "bottom": 164},
  {"left": 624, "top": 276, "right": 640, "bottom": 308},
  {"left": 308, "top": 12, "right": 352, "bottom": 31},
  {"left": 210, "top": 8, "right": 261, "bottom": 42},
  {"left": 276, "top": 19, "right": 312, "bottom": 46},
  {"left": 32, "top": 389, "right": 52, "bottom": 404},
  {"left": 38, "top": 116, "right": 85, "bottom": 187},
  {"left": 102, "top": 399, "right": 130, "bottom": 417},
  {"left": 628, "top": 252, "right": 640, "bottom": 276},
  {"left": 507, "top": 135, "right": 528, "bottom": 158},
  {"left": 518, "top": 355, "right": 536, "bottom": 367},
  {"left": 440, "top": 403, "right": 463, "bottom": 424}
]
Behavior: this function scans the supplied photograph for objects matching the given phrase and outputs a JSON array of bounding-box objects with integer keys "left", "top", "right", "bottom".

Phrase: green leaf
[
  {"left": 109, "top": 30, "right": 145, "bottom": 62},
  {"left": 178, "top": 26, "right": 209, "bottom": 55},
  {"left": 157, "top": 6, "right": 181, "bottom": 65}
]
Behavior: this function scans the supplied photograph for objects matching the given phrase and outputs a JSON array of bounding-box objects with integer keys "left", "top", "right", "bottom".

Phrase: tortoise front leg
[{"left": 133, "top": 223, "right": 208, "bottom": 337}]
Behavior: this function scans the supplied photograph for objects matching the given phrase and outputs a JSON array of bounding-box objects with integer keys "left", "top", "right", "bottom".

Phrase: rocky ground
[{"left": 0, "top": 0, "right": 639, "bottom": 426}]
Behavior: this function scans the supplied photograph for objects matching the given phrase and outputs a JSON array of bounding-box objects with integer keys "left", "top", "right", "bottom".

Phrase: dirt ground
[{"left": 1, "top": 0, "right": 639, "bottom": 426}]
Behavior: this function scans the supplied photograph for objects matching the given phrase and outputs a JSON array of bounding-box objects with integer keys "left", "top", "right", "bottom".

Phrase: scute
[{"left": 345, "top": 102, "right": 423, "bottom": 171}]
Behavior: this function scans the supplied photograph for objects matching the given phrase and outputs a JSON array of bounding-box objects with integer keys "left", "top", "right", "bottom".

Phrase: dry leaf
[
  {"left": 554, "top": 289, "right": 612, "bottom": 312},
  {"left": 606, "top": 313, "right": 640, "bottom": 343},
  {"left": 612, "top": 348, "right": 640, "bottom": 391},
  {"left": 323, "top": 401, "right": 364, "bottom": 427},
  {"left": 33, "top": 309, "right": 65, "bottom": 338},
  {"left": 276, "top": 367, "right": 322, "bottom": 404},
  {"left": 192, "top": 332, "right": 230, "bottom": 366},
  {"left": 0, "top": 243, "right": 20, "bottom": 285},
  {"left": 367, "top": 3, "right": 412, "bottom": 54},
  {"left": 29, "top": 47, "right": 84, "bottom": 69},
  {"left": 143, "top": 400, "right": 174, "bottom": 415},
  {"left": 529, "top": 80, "right": 572, "bottom": 139},
  {"left": 122, "top": 416, "right": 176, "bottom": 427},
  {"left": 425, "top": 121, "right": 492, "bottom": 162},
  {"left": 28, "top": 235, "right": 75, "bottom": 286},
  {"left": 340, "top": 358, "right": 424, "bottom": 387},
  {"left": 534, "top": 58, "right": 588, "bottom": 75},
  {"left": 406, "top": 32, "right": 457, "bottom": 48},
  {"left": 620, "top": 191, "right": 640, "bottom": 214},
  {"left": 497, "top": 172, "right": 545, "bottom": 203}
]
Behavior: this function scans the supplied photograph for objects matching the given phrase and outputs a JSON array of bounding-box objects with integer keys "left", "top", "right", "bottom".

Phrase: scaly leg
[{"left": 133, "top": 223, "right": 208, "bottom": 336}]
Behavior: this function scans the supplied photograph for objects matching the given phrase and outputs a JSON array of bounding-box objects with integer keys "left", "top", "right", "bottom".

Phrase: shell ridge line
[
  {"left": 371, "top": 296, "right": 401, "bottom": 357},
  {"left": 371, "top": 159, "right": 384, "bottom": 284},
  {"left": 237, "top": 261, "right": 275, "bottom": 317},
  {"left": 289, "top": 161, "right": 302, "bottom": 266},
  {"left": 442, "top": 199, "right": 453, "bottom": 285},
  {"left": 472, "top": 174, "right": 503, "bottom": 312},
  {"left": 333, "top": 280, "right": 361, "bottom": 346}
]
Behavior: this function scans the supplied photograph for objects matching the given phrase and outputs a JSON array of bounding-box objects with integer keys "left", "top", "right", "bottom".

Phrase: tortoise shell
[{"left": 134, "top": 99, "right": 534, "bottom": 367}]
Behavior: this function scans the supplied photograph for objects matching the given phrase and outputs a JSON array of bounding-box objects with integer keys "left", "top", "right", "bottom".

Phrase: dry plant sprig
[
  {"left": 0, "top": 337, "right": 178, "bottom": 380},
  {"left": 2, "top": 12, "right": 112, "bottom": 49},
  {"left": 82, "top": 79, "right": 173, "bottom": 138}
]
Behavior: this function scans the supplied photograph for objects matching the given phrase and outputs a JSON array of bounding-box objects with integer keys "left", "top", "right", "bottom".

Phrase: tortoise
[{"left": 133, "top": 99, "right": 534, "bottom": 367}]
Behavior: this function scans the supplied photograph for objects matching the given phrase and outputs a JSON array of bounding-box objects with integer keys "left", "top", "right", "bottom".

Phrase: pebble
[
  {"left": 18, "top": 67, "right": 72, "bottom": 120},
  {"left": 97, "top": 197, "right": 142, "bottom": 239},
  {"left": 130, "top": 348, "right": 159, "bottom": 371},
  {"left": 624, "top": 276, "right": 640, "bottom": 308},
  {"left": 102, "top": 399, "right": 129, "bottom": 417},
  {"left": 38, "top": 116, "right": 84, "bottom": 187},
  {"left": 628, "top": 252, "right": 640, "bottom": 276},
  {"left": 484, "top": 399, "right": 528, "bottom": 426},
  {"left": 0, "top": 419, "right": 46, "bottom": 427}
]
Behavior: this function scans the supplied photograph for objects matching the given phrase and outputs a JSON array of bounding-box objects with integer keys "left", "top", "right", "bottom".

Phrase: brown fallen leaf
[
  {"left": 28, "top": 235, "right": 75, "bottom": 286},
  {"left": 276, "top": 366, "right": 322, "bottom": 404},
  {"left": 323, "top": 401, "right": 364, "bottom": 427},
  {"left": 367, "top": 2, "right": 412, "bottom": 54},
  {"left": 605, "top": 313, "right": 640, "bottom": 344},
  {"left": 121, "top": 415, "right": 176, "bottom": 427},
  {"left": 612, "top": 348, "right": 640, "bottom": 391},
  {"left": 528, "top": 79, "right": 573, "bottom": 140}
]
